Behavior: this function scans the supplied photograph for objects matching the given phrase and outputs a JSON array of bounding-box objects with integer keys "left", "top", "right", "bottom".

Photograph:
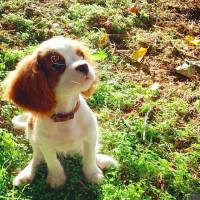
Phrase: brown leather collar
[{"left": 51, "top": 101, "right": 80, "bottom": 122}]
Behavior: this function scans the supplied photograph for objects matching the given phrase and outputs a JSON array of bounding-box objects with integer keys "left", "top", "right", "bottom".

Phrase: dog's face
[
  {"left": 4, "top": 36, "right": 96, "bottom": 114},
  {"left": 38, "top": 37, "right": 96, "bottom": 98}
]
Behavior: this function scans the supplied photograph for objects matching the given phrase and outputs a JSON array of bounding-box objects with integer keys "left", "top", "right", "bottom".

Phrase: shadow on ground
[{"left": 15, "top": 156, "right": 102, "bottom": 200}]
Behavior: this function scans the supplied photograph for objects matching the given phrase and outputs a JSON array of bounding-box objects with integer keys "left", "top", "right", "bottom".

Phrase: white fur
[
  {"left": 13, "top": 37, "right": 117, "bottom": 188},
  {"left": 12, "top": 113, "right": 29, "bottom": 129}
]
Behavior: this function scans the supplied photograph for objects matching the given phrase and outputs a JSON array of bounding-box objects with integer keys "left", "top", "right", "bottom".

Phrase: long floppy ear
[{"left": 4, "top": 53, "right": 56, "bottom": 114}]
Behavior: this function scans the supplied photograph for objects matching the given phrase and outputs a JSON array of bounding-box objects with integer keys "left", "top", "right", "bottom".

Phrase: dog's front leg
[
  {"left": 82, "top": 129, "right": 104, "bottom": 184},
  {"left": 13, "top": 146, "right": 42, "bottom": 186},
  {"left": 40, "top": 147, "right": 66, "bottom": 188}
]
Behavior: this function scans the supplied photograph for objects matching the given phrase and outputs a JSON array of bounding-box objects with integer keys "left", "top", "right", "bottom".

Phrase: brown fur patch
[
  {"left": 4, "top": 50, "right": 66, "bottom": 115},
  {"left": 76, "top": 48, "right": 85, "bottom": 58},
  {"left": 28, "top": 115, "right": 35, "bottom": 130},
  {"left": 37, "top": 50, "right": 66, "bottom": 88}
]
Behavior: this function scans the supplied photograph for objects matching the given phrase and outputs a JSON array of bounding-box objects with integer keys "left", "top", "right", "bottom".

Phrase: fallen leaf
[
  {"left": 128, "top": 5, "right": 139, "bottom": 15},
  {"left": 184, "top": 35, "right": 200, "bottom": 46},
  {"left": 176, "top": 62, "right": 197, "bottom": 78},
  {"left": 98, "top": 33, "right": 110, "bottom": 48},
  {"left": 145, "top": 79, "right": 154, "bottom": 86},
  {"left": 91, "top": 50, "right": 108, "bottom": 61},
  {"left": 106, "top": 113, "right": 114, "bottom": 120},
  {"left": 130, "top": 47, "right": 148, "bottom": 62}
]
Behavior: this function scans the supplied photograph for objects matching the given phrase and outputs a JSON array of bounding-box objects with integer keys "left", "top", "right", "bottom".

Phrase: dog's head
[{"left": 4, "top": 36, "right": 96, "bottom": 114}]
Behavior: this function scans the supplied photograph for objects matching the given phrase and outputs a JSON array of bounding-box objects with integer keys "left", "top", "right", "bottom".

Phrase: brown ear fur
[{"left": 4, "top": 54, "right": 56, "bottom": 114}]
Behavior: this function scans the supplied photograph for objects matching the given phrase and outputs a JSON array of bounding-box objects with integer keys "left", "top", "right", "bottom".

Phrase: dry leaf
[
  {"left": 176, "top": 62, "right": 197, "bottom": 78},
  {"left": 98, "top": 33, "right": 110, "bottom": 48},
  {"left": 184, "top": 35, "right": 200, "bottom": 46},
  {"left": 130, "top": 47, "right": 148, "bottom": 62},
  {"left": 106, "top": 113, "right": 114, "bottom": 120},
  {"left": 128, "top": 5, "right": 139, "bottom": 15},
  {"left": 145, "top": 79, "right": 154, "bottom": 86}
]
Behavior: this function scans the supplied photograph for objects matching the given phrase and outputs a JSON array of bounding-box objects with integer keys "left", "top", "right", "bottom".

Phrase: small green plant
[{"left": 2, "top": 13, "right": 34, "bottom": 32}]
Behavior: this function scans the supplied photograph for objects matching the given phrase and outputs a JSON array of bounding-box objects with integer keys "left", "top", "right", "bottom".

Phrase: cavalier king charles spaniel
[{"left": 4, "top": 36, "right": 117, "bottom": 188}]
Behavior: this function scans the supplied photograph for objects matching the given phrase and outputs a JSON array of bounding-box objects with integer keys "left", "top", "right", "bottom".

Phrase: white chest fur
[{"left": 30, "top": 98, "right": 96, "bottom": 154}]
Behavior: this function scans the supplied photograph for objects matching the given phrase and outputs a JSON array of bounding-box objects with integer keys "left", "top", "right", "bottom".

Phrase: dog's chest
[{"left": 36, "top": 118, "right": 86, "bottom": 147}]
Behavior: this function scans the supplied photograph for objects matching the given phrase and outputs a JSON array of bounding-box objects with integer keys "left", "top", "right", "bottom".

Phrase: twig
[{"left": 142, "top": 108, "right": 152, "bottom": 141}]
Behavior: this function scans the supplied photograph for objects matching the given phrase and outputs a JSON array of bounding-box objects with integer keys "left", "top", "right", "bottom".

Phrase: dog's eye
[
  {"left": 51, "top": 54, "right": 66, "bottom": 70},
  {"left": 52, "top": 63, "right": 66, "bottom": 70}
]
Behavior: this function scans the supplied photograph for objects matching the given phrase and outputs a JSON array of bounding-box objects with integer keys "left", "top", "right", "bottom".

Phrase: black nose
[{"left": 75, "top": 64, "right": 89, "bottom": 75}]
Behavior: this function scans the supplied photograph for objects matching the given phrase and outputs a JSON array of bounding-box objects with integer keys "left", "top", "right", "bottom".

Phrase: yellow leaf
[
  {"left": 128, "top": 5, "right": 139, "bottom": 15},
  {"left": 145, "top": 79, "right": 153, "bottom": 86},
  {"left": 130, "top": 47, "right": 148, "bottom": 62},
  {"left": 184, "top": 35, "right": 194, "bottom": 42},
  {"left": 106, "top": 113, "right": 114, "bottom": 120},
  {"left": 184, "top": 35, "right": 200, "bottom": 46},
  {"left": 98, "top": 33, "right": 110, "bottom": 48}
]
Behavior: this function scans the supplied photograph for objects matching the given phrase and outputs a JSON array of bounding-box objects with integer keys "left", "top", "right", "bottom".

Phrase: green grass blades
[{"left": 0, "top": 0, "right": 200, "bottom": 199}]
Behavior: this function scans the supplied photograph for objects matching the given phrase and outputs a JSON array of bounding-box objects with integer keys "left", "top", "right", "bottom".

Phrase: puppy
[{"left": 4, "top": 36, "right": 117, "bottom": 188}]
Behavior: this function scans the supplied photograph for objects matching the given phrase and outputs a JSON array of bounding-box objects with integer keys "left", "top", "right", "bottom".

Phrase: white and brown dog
[{"left": 4, "top": 36, "right": 117, "bottom": 188}]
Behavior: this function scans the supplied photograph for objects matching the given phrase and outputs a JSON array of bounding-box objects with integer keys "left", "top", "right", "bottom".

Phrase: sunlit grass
[{"left": 0, "top": 0, "right": 200, "bottom": 199}]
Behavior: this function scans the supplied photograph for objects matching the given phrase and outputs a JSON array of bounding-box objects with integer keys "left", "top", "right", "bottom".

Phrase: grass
[{"left": 0, "top": 0, "right": 200, "bottom": 199}]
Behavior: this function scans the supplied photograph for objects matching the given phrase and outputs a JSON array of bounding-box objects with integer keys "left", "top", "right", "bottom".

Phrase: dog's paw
[
  {"left": 96, "top": 154, "right": 118, "bottom": 170},
  {"left": 46, "top": 170, "right": 66, "bottom": 188},
  {"left": 13, "top": 167, "right": 34, "bottom": 186},
  {"left": 83, "top": 167, "right": 104, "bottom": 184}
]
